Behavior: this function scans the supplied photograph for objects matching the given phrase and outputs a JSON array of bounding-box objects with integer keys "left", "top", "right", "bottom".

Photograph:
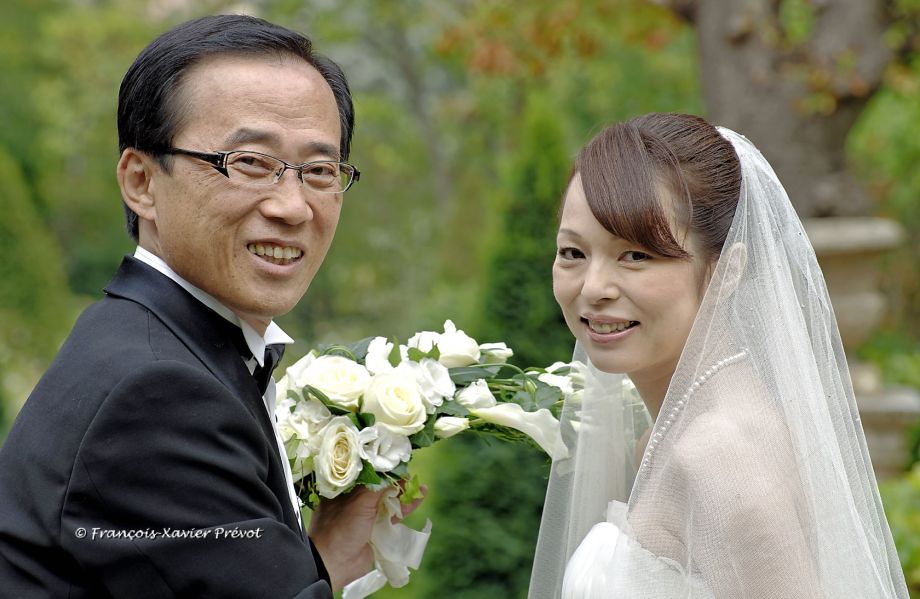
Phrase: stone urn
[{"left": 804, "top": 216, "right": 920, "bottom": 479}]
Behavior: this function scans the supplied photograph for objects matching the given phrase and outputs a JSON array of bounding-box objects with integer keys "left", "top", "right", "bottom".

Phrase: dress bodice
[{"left": 561, "top": 502, "right": 714, "bottom": 599}]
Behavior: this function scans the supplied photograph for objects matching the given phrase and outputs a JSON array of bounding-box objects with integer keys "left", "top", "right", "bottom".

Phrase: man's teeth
[
  {"left": 588, "top": 321, "right": 636, "bottom": 334},
  {"left": 246, "top": 243, "right": 303, "bottom": 265}
]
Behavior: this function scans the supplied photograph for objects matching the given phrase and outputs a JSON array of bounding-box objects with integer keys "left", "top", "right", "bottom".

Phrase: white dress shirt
[{"left": 133, "top": 247, "right": 303, "bottom": 528}]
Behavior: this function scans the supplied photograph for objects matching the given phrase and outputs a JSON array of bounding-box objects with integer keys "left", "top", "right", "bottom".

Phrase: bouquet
[{"left": 274, "top": 320, "right": 581, "bottom": 598}]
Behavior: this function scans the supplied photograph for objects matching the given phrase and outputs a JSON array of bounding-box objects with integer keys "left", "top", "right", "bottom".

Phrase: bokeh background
[{"left": 2, "top": 0, "right": 920, "bottom": 596}]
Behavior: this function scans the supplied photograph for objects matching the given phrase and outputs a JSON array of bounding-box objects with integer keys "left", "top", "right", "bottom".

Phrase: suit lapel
[{"left": 104, "top": 256, "right": 305, "bottom": 540}]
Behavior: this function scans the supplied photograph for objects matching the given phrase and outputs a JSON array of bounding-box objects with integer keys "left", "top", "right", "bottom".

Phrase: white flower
[
  {"left": 361, "top": 369, "right": 428, "bottom": 435},
  {"left": 365, "top": 336, "right": 395, "bottom": 375},
  {"left": 545, "top": 361, "right": 570, "bottom": 373},
  {"left": 314, "top": 416, "right": 363, "bottom": 498},
  {"left": 538, "top": 372, "right": 574, "bottom": 397},
  {"left": 454, "top": 379, "right": 496, "bottom": 410},
  {"left": 436, "top": 320, "right": 480, "bottom": 368},
  {"left": 479, "top": 342, "right": 513, "bottom": 364},
  {"left": 407, "top": 330, "right": 441, "bottom": 353},
  {"left": 358, "top": 424, "right": 411, "bottom": 472},
  {"left": 403, "top": 359, "right": 456, "bottom": 414},
  {"left": 471, "top": 403, "right": 567, "bottom": 460},
  {"left": 434, "top": 416, "right": 469, "bottom": 439},
  {"left": 276, "top": 389, "right": 334, "bottom": 482},
  {"left": 294, "top": 355, "right": 371, "bottom": 412},
  {"left": 283, "top": 352, "right": 316, "bottom": 388}
]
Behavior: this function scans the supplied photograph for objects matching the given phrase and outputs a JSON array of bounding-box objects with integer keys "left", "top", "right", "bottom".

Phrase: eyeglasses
[{"left": 159, "top": 148, "right": 360, "bottom": 193}]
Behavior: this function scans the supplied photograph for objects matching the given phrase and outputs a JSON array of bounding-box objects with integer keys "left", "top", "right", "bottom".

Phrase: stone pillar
[{"left": 804, "top": 216, "right": 920, "bottom": 479}]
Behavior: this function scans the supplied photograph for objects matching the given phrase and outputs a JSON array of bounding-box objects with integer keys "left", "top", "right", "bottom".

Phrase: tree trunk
[{"left": 685, "top": 0, "right": 891, "bottom": 217}]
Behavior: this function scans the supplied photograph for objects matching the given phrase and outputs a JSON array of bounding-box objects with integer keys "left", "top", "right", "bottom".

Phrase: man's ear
[
  {"left": 117, "top": 148, "right": 159, "bottom": 222},
  {"left": 720, "top": 241, "right": 747, "bottom": 296}
]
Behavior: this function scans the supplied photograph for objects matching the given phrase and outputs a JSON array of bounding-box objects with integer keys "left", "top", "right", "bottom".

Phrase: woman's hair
[{"left": 574, "top": 113, "right": 741, "bottom": 261}]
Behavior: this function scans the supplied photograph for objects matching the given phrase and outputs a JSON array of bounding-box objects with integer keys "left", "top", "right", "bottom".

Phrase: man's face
[{"left": 141, "top": 53, "right": 343, "bottom": 330}]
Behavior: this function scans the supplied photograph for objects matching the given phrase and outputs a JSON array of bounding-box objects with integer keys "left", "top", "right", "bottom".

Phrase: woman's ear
[{"left": 117, "top": 148, "right": 159, "bottom": 222}]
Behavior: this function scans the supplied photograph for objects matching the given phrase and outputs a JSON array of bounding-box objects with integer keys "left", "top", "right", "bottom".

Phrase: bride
[{"left": 529, "top": 113, "right": 908, "bottom": 598}]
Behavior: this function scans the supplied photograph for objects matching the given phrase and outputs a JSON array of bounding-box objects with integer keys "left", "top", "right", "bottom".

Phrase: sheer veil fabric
[{"left": 529, "top": 128, "right": 909, "bottom": 598}]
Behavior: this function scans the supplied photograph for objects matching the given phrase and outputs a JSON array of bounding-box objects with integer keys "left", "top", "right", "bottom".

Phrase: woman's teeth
[
  {"left": 587, "top": 320, "right": 637, "bottom": 334},
  {"left": 247, "top": 243, "right": 303, "bottom": 265}
]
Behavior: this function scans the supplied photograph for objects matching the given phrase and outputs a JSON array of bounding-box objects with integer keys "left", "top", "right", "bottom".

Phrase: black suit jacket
[{"left": 0, "top": 257, "right": 332, "bottom": 598}]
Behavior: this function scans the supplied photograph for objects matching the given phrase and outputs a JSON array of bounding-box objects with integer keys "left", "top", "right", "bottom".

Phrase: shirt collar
[{"left": 133, "top": 246, "right": 293, "bottom": 366}]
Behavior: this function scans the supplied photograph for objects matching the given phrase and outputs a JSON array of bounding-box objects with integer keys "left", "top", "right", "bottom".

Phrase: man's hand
[
  {"left": 308, "top": 484, "right": 428, "bottom": 592},
  {"left": 309, "top": 487, "right": 381, "bottom": 592}
]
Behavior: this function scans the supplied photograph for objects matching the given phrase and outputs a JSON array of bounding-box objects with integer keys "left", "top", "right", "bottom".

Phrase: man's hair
[{"left": 117, "top": 14, "right": 354, "bottom": 240}]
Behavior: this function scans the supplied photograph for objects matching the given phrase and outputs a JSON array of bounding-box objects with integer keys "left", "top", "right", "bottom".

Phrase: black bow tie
[{"left": 253, "top": 343, "right": 285, "bottom": 396}]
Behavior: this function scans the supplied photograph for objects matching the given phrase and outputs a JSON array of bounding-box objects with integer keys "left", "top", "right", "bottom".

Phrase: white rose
[
  {"left": 407, "top": 330, "right": 441, "bottom": 353},
  {"left": 479, "top": 342, "right": 513, "bottom": 364},
  {"left": 436, "top": 320, "right": 480, "bottom": 368},
  {"left": 276, "top": 392, "right": 333, "bottom": 482},
  {"left": 314, "top": 416, "right": 363, "bottom": 498},
  {"left": 404, "top": 358, "right": 456, "bottom": 414},
  {"left": 434, "top": 416, "right": 470, "bottom": 439},
  {"left": 454, "top": 379, "right": 496, "bottom": 410},
  {"left": 295, "top": 355, "right": 371, "bottom": 411},
  {"left": 471, "top": 403, "right": 567, "bottom": 460},
  {"left": 361, "top": 368, "right": 428, "bottom": 435},
  {"left": 365, "top": 336, "right": 395, "bottom": 375},
  {"left": 358, "top": 424, "right": 412, "bottom": 472},
  {"left": 283, "top": 352, "right": 316, "bottom": 388}
]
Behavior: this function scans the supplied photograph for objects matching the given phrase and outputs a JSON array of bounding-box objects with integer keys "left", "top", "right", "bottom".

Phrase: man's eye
[
  {"left": 303, "top": 164, "right": 338, "bottom": 179},
  {"left": 231, "top": 154, "right": 275, "bottom": 173}
]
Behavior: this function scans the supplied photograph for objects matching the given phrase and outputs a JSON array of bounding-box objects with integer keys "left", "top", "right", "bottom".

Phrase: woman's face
[{"left": 553, "top": 174, "right": 708, "bottom": 385}]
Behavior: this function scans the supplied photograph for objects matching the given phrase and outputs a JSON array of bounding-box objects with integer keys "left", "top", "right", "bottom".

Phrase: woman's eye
[
  {"left": 621, "top": 250, "right": 651, "bottom": 262},
  {"left": 557, "top": 247, "right": 585, "bottom": 260}
]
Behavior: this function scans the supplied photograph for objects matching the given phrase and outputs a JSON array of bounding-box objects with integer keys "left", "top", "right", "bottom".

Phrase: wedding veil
[{"left": 529, "top": 127, "right": 908, "bottom": 598}]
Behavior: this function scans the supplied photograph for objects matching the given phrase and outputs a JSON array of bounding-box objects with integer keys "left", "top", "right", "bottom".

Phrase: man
[{"left": 0, "top": 14, "right": 392, "bottom": 597}]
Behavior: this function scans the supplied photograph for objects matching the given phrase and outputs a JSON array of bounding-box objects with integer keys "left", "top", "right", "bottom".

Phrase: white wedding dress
[{"left": 560, "top": 501, "right": 713, "bottom": 599}]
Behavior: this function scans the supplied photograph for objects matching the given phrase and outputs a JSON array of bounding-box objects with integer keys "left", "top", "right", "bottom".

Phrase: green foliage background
[{"left": 0, "top": 0, "right": 917, "bottom": 595}]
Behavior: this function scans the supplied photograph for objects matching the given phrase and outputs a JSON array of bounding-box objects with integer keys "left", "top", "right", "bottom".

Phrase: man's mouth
[
  {"left": 582, "top": 318, "right": 639, "bottom": 334},
  {"left": 247, "top": 243, "right": 303, "bottom": 266}
]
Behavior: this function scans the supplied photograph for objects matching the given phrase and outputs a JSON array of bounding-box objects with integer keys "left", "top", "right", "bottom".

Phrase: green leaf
[
  {"left": 346, "top": 337, "right": 375, "bottom": 362},
  {"left": 356, "top": 460, "right": 382, "bottom": 485},
  {"left": 533, "top": 381, "right": 563, "bottom": 410},
  {"left": 387, "top": 340, "right": 402, "bottom": 367},
  {"left": 390, "top": 461, "right": 409, "bottom": 478},
  {"left": 399, "top": 473, "right": 424, "bottom": 505},
  {"left": 409, "top": 415, "right": 437, "bottom": 448},
  {"left": 357, "top": 411, "right": 376, "bottom": 428},
  {"left": 303, "top": 384, "right": 351, "bottom": 415},
  {"left": 407, "top": 347, "right": 427, "bottom": 362},
  {"left": 319, "top": 344, "right": 358, "bottom": 361},
  {"left": 437, "top": 401, "right": 470, "bottom": 417},
  {"left": 448, "top": 364, "right": 501, "bottom": 385},
  {"left": 347, "top": 412, "right": 361, "bottom": 428},
  {"left": 428, "top": 345, "right": 440, "bottom": 361}
]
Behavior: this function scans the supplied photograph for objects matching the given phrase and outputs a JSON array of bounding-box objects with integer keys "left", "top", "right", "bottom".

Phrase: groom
[{"left": 0, "top": 15, "right": 388, "bottom": 598}]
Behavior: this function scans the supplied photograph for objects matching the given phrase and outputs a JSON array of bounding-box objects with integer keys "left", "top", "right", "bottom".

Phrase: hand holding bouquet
[{"left": 275, "top": 321, "right": 582, "bottom": 597}]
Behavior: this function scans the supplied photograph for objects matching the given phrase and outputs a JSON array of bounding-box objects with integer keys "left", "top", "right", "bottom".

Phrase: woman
[{"left": 529, "top": 113, "right": 908, "bottom": 598}]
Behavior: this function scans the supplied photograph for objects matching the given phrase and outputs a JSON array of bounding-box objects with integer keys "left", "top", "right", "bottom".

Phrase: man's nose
[{"left": 260, "top": 170, "right": 314, "bottom": 224}]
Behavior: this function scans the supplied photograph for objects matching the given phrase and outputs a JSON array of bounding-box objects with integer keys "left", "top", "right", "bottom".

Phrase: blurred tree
[
  {"left": 0, "top": 145, "right": 71, "bottom": 426},
  {"left": 416, "top": 94, "right": 571, "bottom": 598},
  {"left": 660, "top": 0, "right": 894, "bottom": 217},
  {"left": 28, "top": 3, "right": 168, "bottom": 296}
]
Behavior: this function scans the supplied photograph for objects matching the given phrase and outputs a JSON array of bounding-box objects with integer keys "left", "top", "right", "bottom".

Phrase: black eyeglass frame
[{"left": 157, "top": 147, "right": 361, "bottom": 192}]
